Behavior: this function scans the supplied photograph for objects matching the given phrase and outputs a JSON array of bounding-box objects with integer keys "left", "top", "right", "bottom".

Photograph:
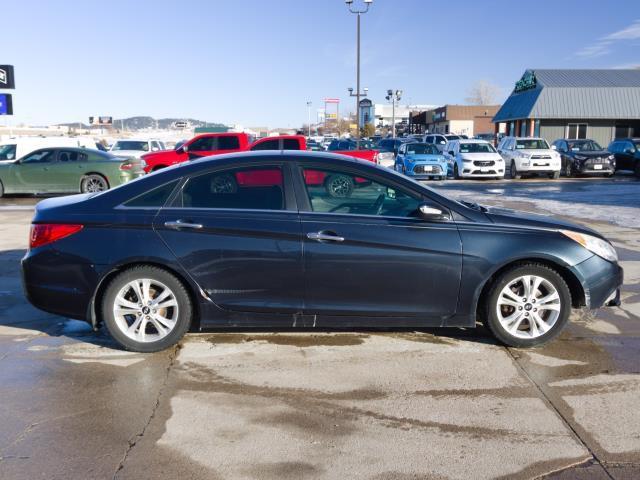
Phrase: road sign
[
  {"left": 0, "top": 94, "right": 13, "bottom": 115},
  {"left": 0, "top": 65, "right": 15, "bottom": 89},
  {"left": 324, "top": 98, "right": 340, "bottom": 104},
  {"left": 174, "top": 121, "right": 188, "bottom": 129}
]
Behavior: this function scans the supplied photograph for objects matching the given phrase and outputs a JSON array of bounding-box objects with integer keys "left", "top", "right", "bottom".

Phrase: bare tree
[{"left": 465, "top": 80, "right": 502, "bottom": 105}]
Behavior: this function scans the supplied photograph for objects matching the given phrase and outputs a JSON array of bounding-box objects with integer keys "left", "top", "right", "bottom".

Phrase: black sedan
[
  {"left": 22, "top": 152, "right": 622, "bottom": 352},
  {"left": 552, "top": 139, "right": 616, "bottom": 177}
]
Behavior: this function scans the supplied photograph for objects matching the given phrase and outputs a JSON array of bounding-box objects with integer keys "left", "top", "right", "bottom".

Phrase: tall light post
[
  {"left": 385, "top": 89, "right": 402, "bottom": 138},
  {"left": 306, "top": 101, "right": 312, "bottom": 138},
  {"left": 345, "top": 0, "right": 373, "bottom": 149}
]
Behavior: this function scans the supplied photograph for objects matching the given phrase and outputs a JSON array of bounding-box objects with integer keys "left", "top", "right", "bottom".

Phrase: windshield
[
  {"left": 0, "top": 144, "right": 17, "bottom": 160},
  {"left": 459, "top": 142, "right": 496, "bottom": 153},
  {"left": 516, "top": 139, "right": 549, "bottom": 150},
  {"left": 568, "top": 141, "right": 602, "bottom": 152},
  {"left": 405, "top": 143, "right": 439, "bottom": 155},
  {"left": 111, "top": 141, "right": 149, "bottom": 152}
]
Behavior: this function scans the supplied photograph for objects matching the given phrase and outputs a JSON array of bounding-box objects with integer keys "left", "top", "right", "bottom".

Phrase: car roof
[{"left": 456, "top": 139, "right": 490, "bottom": 144}]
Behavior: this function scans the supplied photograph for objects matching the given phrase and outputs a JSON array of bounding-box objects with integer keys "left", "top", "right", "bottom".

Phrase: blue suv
[{"left": 395, "top": 142, "right": 448, "bottom": 180}]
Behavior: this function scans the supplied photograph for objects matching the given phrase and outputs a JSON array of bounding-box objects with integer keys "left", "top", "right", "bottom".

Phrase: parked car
[
  {"left": 424, "top": 134, "right": 462, "bottom": 152},
  {"left": 0, "top": 136, "right": 98, "bottom": 163},
  {"left": 608, "top": 138, "right": 640, "bottom": 177},
  {"left": 249, "top": 135, "right": 306, "bottom": 151},
  {"left": 109, "top": 139, "right": 166, "bottom": 159},
  {"left": 306, "top": 139, "right": 324, "bottom": 151},
  {"left": 141, "top": 132, "right": 252, "bottom": 172},
  {"left": 326, "top": 138, "right": 381, "bottom": 163},
  {"left": 0, "top": 147, "right": 141, "bottom": 196},
  {"left": 552, "top": 139, "right": 615, "bottom": 177},
  {"left": 498, "top": 137, "right": 561, "bottom": 179},
  {"left": 22, "top": 151, "right": 622, "bottom": 352},
  {"left": 395, "top": 142, "right": 448, "bottom": 180},
  {"left": 446, "top": 140, "right": 505, "bottom": 180}
]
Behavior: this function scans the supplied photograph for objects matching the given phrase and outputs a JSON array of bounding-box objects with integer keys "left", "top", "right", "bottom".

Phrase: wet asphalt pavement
[{"left": 0, "top": 177, "right": 639, "bottom": 479}]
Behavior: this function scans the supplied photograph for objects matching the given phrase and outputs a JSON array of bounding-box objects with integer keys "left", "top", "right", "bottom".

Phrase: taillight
[
  {"left": 29, "top": 224, "right": 83, "bottom": 249},
  {"left": 374, "top": 152, "right": 380, "bottom": 164},
  {"left": 120, "top": 162, "right": 133, "bottom": 171}
]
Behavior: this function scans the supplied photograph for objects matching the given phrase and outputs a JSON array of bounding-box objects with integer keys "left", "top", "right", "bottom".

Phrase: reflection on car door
[
  {"left": 153, "top": 163, "right": 304, "bottom": 317},
  {"left": 296, "top": 164, "right": 462, "bottom": 320}
]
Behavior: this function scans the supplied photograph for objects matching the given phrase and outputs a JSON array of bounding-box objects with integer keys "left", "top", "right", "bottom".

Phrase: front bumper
[
  {"left": 572, "top": 254, "right": 623, "bottom": 309},
  {"left": 575, "top": 162, "right": 615, "bottom": 175},
  {"left": 408, "top": 164, "right": 446, "bottom": 178}
]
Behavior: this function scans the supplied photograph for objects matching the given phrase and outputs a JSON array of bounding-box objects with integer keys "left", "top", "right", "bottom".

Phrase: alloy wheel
[
  {"left": 84, "top": 176, "right": 107, "bottom": 193},
  {"left": 495, "top": 275, "right": 561, "bottom": 339},
  {"left": 112, "top": 278, "right": 179, "bottom": 343}
]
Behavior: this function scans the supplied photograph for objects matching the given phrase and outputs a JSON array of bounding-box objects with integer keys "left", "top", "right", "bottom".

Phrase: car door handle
[
  {"left": 307, "top": 232, "right": 345, "bottom": 242},
  {"left": 164, "top": 220, "right": 203, "bottom": 230}
]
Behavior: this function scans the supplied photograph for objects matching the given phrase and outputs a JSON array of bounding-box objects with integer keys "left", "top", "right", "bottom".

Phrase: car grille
[
  {"left": 531, "top": 155, "right": 552, "bottom": 160},
  {"left": 585, "top": 157, "right": 608, "bottom": 165},
  {"left": 470, "top": 169, "right": 497, "bottom": 175},
  {"left": 414, "top": 165, "right": 442, "bottom": 174},
  {"left": 473, "top": 160, "right": 495, "bottom": 167}
]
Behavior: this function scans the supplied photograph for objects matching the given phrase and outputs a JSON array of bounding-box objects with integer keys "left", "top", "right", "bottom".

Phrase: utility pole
[
  {"left": 386, "top": 89, "right": 402, "bottom": 138},
  {"left": 306, "top": 101, "right": 312, "bottom": 138}
]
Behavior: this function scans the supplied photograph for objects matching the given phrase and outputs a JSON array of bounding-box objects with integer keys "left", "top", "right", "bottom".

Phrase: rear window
[{"left": 125, "top": 180, "right": 179, "bottom": 208}]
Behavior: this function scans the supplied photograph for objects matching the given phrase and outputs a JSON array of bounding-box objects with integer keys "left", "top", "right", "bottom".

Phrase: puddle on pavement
[{"left": 206, "top": 333, "right": 369, "bottom": 347}]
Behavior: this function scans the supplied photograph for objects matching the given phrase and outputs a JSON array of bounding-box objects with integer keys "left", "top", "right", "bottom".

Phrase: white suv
[
  {"left": 498, "top": 137, "right": 561, "bottom": 179},
  {"left": 446, "top": 140, "right": 505, "bottom": 179}
]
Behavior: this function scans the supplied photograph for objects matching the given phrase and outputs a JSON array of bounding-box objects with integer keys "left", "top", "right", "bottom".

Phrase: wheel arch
[
  {"left": 474, "top": 257, "right": 587, "bottom": 321},
  {"left": 89, "top": 261, "right": 202, "bottom": 332}
]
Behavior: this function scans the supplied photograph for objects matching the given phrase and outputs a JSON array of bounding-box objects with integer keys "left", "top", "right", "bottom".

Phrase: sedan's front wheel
[
  {"left": 101, "top": 266, "right": 192, "bottom": 352},
  {"left": 483, "top": 264, "right": 571, "bottom": 348}
]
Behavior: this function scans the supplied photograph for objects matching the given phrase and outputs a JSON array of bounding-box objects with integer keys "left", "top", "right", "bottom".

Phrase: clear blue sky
[{"left": 3, "top": 0, "right": 639, "bottom": 128}]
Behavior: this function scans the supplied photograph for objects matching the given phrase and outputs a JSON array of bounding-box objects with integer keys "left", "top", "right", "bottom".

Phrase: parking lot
[{"left": 0, "top": 177, "right": 638, "bottom": 480}]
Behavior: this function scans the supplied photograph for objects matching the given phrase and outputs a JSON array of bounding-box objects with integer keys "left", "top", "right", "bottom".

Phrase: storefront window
[{"left": 567, "top": 123, "right": 587, "bottom": 139}]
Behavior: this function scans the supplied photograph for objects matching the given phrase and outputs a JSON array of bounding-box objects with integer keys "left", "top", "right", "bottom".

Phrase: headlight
[
  {"left": 516, "top": 151, "right": 529, "bottom": 159},
  {"left": 407, "top": 156, "right": 415, "bottom": 163},
  {"left": 574, "top": 155, "right": 587, "bottom": 160},
  {"left": 561, "top": 230, "right": 618, "bottom": 263},
  {"left": 140, "top": 159, "right": 147, "bottom": 168},
  {"left": 608, "top": 155, "right": 615, "bottom": 160},
  {"left": 462, "top": 157, "right": 472, "bottom": 163}
]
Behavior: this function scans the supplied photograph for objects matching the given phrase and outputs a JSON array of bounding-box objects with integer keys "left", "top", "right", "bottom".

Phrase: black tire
[
  {"left": 101, "top": 265, "right": 193, "bottom": 352},
  {"left": 564, "top": 162, "right": 572, "bottom": 177},
  {"left": 0, "top": 179, "right": 4, "bottom": 198},
  {"left": 81, "top": 174, "right": 109, "bottom": 193},
  {"left": 510, "top": 160, "right": 521, "bottom": 180},
  {"left": 549, "top": 171, "right": 560, "bottom": 179},
  {"left": 482, "top": 263, "right": 572, "bottom": 348},
  {"left": 635, "top": 162, "right": 640, "bottom": 179},
  {"left": 453, "top": 163, "right": 461, "bottom": 180},
  {"left": 325, "top": 174, "right": 354, "bottom": 198}
]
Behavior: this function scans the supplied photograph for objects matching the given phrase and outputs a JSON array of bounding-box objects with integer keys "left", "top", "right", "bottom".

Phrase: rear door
[
  {"left": 56, "top": 149, "right": 89, "bottom": 191},
  {"left": 294, "top": 162, "right": 462, "bottom": 319},
  {"left": 153, "top": 162, "right": 304, "bottom": 315}
]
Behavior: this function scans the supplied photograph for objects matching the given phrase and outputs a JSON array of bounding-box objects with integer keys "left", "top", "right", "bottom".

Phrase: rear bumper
[
  {"left": 572, "top": 254, "right": 623, "bottom": 309},
  {"left": 21, "top": 249, "right": 104, "bottom": 322}
]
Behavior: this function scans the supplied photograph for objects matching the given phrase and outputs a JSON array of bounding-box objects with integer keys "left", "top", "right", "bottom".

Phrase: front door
[
  {"left": 296, "top": 165, "right": 462, "bottom": 319},
  {"left": 153, "top": 163, "right": 304, "bottom": 314},
  {"left": 12, "top": 149, "right": 58, "bottom": 193}
]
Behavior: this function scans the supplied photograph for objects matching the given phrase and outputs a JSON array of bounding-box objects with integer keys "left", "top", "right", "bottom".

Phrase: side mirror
[
  {"left": 417, "top": 203, "right": 449, "bottom": 222},
  {"left": 177, "top": 145, "right": 187, "bottom": 154}
]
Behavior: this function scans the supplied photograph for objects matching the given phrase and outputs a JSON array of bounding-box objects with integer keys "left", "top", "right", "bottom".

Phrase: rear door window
[
  {"left": 179, "top": 166, "right": 285, "bottom": 210},
  {"left": 251, "top": 139, "right": 280, "bottom": 151},
  {"left": 189, "top": 137, "right": 216, "bottom": 152},
  {"left": 217, "top": 136, "right": 241, "bottom": 150},
  {"left": 282, "top": 139, "right": 301, "bottom": 150}
]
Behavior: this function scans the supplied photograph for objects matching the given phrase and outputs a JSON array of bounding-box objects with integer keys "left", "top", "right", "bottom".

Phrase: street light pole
[
  {"left": 386, "top": 89, "right": 402, "bottom": 138},
  {"left": 306, "top": 101, "right": 312, "bottom": 138},
  {"left": 346, "top": 0, "right": 372, "bottom": 149}
]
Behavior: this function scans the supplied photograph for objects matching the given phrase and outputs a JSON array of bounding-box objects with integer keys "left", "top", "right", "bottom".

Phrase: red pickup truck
[{"left": 142, "top": 132, "right": 252, "bottom": 173}]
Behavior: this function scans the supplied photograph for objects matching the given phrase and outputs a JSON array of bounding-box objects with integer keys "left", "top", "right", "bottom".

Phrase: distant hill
[{"left": 58, "top": 116, "right": 226, "bottom": 131}]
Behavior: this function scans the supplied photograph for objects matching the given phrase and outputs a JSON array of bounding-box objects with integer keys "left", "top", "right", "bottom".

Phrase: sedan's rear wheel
[
  {"left": 101, "top": 266, "right": 192, "bottom": 352},
  {"left": 81, "top": 174, "right": 109, "bottom": 193},
  {"left": 0, "top": 180, "right": 4, "bottom": 198},
  {"left": 483, "top": 264, "right": 571, "bottom": 348}
]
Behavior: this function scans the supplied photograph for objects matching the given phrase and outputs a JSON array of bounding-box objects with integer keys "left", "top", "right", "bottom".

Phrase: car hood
[
  {"left": 483, "top": 205, "right": 602, "bottom": 238},
  {"left": 406, "top": 154, "right": 446, "bottom": 164},
  {"left": 460, "top": 152, "right": 502, "bottom": 161},
  {"left": 568, "top": 150, "right": 610, "bottom": 158}
]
